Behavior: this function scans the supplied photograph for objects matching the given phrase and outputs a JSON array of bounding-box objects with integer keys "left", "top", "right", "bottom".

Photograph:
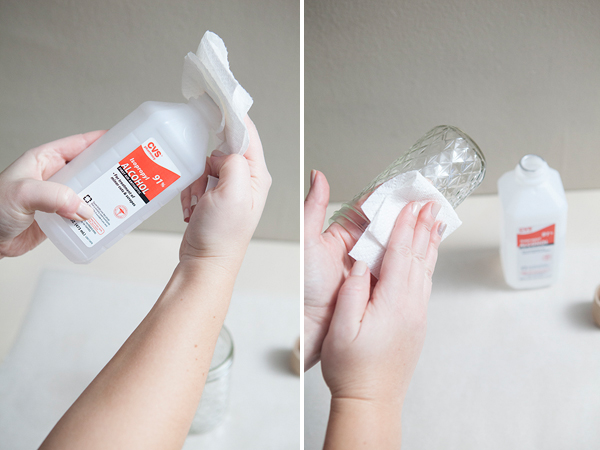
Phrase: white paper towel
[
  {"left": 206, "top": 174, "right": 219, "bottom": 192},
  {"left": 349, "top": 171, "right": 462, "bottom": 278},
  {"left": 182, "top": 31, "right": 253, "bottom": 155}
]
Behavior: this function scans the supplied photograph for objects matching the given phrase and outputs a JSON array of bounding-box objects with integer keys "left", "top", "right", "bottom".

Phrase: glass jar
[
  {"left": 331, "top": 125, "right": 486, "bottom": 240},
  {"left": 188, "top": 325, "right": 234, "bottom": 434}
]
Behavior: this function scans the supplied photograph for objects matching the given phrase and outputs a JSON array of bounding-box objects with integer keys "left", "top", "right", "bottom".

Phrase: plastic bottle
[
  {"left": 497, "top": 154, "right": 568, "bottom": 289},
  {"left": 35, "top": 95, "right": 221, "bottom": 263}
]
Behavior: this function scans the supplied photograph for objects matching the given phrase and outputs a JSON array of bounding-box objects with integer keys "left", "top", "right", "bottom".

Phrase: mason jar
[
  {"left": 330, "top": 125, "right": 486, "bottom": 240},
  {"left": 188, "top": 325, "right": 234, "bottom": 434}
]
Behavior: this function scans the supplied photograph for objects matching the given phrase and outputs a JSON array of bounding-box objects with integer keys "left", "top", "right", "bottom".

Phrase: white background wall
[
  {"left": 0, "top": 0, "right": 299, "bottom": 241},
  {"left": 305, "top": 0, "right": 600, "bottom": 201}
]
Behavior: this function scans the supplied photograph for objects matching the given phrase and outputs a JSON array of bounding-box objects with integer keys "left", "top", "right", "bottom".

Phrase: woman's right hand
[
  {"left": 319, "top": 201, "right": 444, "bottom": 449},
  {"left": 178, "top": 116, "right": 271, "bottom": 276},
  {"left": 320, "top": 201, "right": 443, "bottom": 403}
]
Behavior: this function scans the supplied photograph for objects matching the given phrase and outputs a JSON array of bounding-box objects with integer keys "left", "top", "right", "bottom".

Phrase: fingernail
[
  {"left": 431, "top": 202, "right": 441, "bottom": 219},
  {"left": 411, "top": 203, "right": 421, "bottom": 216},
  {"left": 75, "top": 201, "right": 93, "bottom": 221},
  {"left": 310, "top": 169, "right": 317, "bottom": 187},
  {"left": 211, "top": 149, "right": 226, "bottom": 157},
  {"left": 190, "top": 195, "right": 198, "bottom": 207},
  {"left": 351, "top": 260, "right": 367, "bottom": 276},
  {"left": 183, "top": 208, "right": 190, "bottom": 221},
  {"left": 438, "top": 222, "right": 447, "bottom": 236}
]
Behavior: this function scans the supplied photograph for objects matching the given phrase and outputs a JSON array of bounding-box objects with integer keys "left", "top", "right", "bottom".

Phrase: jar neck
[{"left": 330, "top": 203, "right": 370, "bottom": 242}]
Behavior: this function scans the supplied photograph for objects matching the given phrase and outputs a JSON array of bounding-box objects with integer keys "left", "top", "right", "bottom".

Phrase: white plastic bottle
[
  {"left": 35, "top": 95, "right": 220, "bottom": 263},
  {"left": 34, "top": 31, "right": 252, "bottom": 263},
  {"left": 497, "top": 155, "right": 568, "bottom": 289}
]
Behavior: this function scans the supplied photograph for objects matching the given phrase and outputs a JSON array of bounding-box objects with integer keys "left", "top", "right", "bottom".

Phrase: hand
[
  {"left": 0, "top": 131, "right": 106, "bottom": 258},
  {"left": 321, "top": 201, "right": 443, "bottom": 406},
  {"left": 304, "top": 170, "right": 359, "bottom": 370},
  {"left": 179, "top": 116, "right": 271, "bottom": 273}
]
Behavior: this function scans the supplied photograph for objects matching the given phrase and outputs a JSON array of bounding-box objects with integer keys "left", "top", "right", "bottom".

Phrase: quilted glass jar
[{"left": 331, "top": 125, "right": 486, "bottom": 239}]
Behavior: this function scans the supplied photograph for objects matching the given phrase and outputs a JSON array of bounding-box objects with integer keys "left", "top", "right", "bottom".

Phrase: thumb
[
  {"left": 16, "top": 179, "right": 93, "bottom": 221},
  {"left": 208, "top": 152, "right": 251, "bottom": 194},
  {"left": 328, "top": 260, "right": 371, "bottom": 341},
  {"left": 304, "top": 170, "right": 330, "bottom": 244}
]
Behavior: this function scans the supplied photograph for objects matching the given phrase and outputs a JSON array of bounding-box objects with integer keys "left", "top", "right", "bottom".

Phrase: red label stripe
[
  {"left": 517, "top": 224, "right": 555, "bottom": 248},
  {"left": 119, "top": 145, "right": 180, "bottom": 201}
]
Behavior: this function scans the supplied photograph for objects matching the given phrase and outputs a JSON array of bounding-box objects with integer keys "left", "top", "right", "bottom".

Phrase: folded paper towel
[
  {"left": 182, "top": 31, "right": 253, "bottom": 155},
  {"left": 349, "top": 171, "right": 462, "bottom": 278}
]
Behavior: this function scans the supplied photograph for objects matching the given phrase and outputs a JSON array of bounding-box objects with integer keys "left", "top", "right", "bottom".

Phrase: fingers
[
  {"left": 328, "top": 260, "right": 371, "bottom": 341},
  {"left": 15, "top": 179, "right": 93, "bottom": 221},
  {"left": 407, "top": 202, "right": 440, "bottom": 293},
  {"left": 179, "top": 115, "right": 268, "bottom": 225},
  {"left": 423, "top": 221, "right": 444, "bottom": 287},
  {"left": 188, "top": 175, "right": 209, "bottom": 211},
  {"left": 242, "top": 116, "right": 272, "bottom": 195},
  {"left": 3, "top": 222, "right": 47, "bottom": 258},
  {"left": 376, "top": 201, "right": 445, "bottom": 309},
  {"left": 180, "top": 185, "right": 192, "bottom": 223},
  {"left": 180, "top": 157, "right": 210, "bottom": 222},
  {"left": 242, "top": 116, "right": 267, "bottom": 168},
  {"left": 33, "top": 130, "right": 107, "bottom": 180},
  {"left": 304, "top": 170, "right": 330, "bottom": 245},
  {"left": 376, "top": 201, "right": 421, "bottom": 292},
  {"left": 210, "top": 117, "right": 263, "bottom": 195},
  {"left": 207, "top": 151, "right": 252, "bottom": 197}
]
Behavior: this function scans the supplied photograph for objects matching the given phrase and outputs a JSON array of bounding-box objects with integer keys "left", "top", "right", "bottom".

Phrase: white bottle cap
[{"left": 515, "top": 154, "right": 549, "bottom": 184}]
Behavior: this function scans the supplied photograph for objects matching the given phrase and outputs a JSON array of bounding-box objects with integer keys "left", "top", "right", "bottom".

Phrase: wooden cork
[
  {"left": 592, "top": 286, "right": 600, "bottom": 328},
  {"left": 289, "top": 337, "right": 300, "bottom": 375}
]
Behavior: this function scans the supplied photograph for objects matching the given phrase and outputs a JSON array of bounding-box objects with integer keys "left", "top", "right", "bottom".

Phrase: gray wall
[
  {"left": 0, "top": 0, "right": 299, "bottom": 241},
  {"left": 305, "top": 0, "right": 600, "bottom": 200}
]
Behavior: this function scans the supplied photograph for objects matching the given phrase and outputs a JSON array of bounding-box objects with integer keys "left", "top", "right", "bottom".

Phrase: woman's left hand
[{"left": 0, "top": 131, "right": 105, "bottom": 258}]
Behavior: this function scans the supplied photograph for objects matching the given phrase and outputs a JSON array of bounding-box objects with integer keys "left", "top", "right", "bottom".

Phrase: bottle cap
[{"left": 515, "top": 154, "right": 549, "bottom": 184}]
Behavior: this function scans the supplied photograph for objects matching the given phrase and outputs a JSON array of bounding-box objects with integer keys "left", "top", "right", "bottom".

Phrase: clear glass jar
[
  {"left": 331, "top": 125, "right": 486, "bottom": 240},
  {"left": 188, "top": 325, "right": 234, "bottom": 434}
]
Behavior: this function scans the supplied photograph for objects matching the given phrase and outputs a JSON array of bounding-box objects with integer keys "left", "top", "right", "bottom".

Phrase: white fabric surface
[
  {"left": 0, "top": 271, "right": 158, "bottom": 449},
  {"left": 182, "top": 31, "right": 253, "bottom": 155},
  {"left": 0, "top": 270, "right": 299, "bottom": 449},
  {"left": 349, "top": 171, "right": 462, "bottom": 278},
  {"left": 305, "top": 244, "right": 600, "bottom": 449}
]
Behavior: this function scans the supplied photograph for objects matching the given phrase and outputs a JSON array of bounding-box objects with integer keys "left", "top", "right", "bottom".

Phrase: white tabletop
[
  {"left": 0, "top": 232, "right": 300, "bottom": 450},
  {"left": 305, "top": 190, "right": 600, "bottom": 450}
]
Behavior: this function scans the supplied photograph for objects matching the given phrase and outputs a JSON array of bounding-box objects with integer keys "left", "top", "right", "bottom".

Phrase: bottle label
[
  {"left": 516, "top": 224, "right": 555, "bottom": 281},
  {"left": 65, "top": 138, "right": 181, "bottom": 248}
]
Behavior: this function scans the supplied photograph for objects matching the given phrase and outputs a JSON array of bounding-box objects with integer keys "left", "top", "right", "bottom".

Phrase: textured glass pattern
[
  {"left": 189, "top": 372, "right": 232, "bottom": 433},
  {"left": 331, "top": 125, "right": 486, "bottom": 235},
  {"left": 188, "top": 326, "right": 234, "bottom": 434}
]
